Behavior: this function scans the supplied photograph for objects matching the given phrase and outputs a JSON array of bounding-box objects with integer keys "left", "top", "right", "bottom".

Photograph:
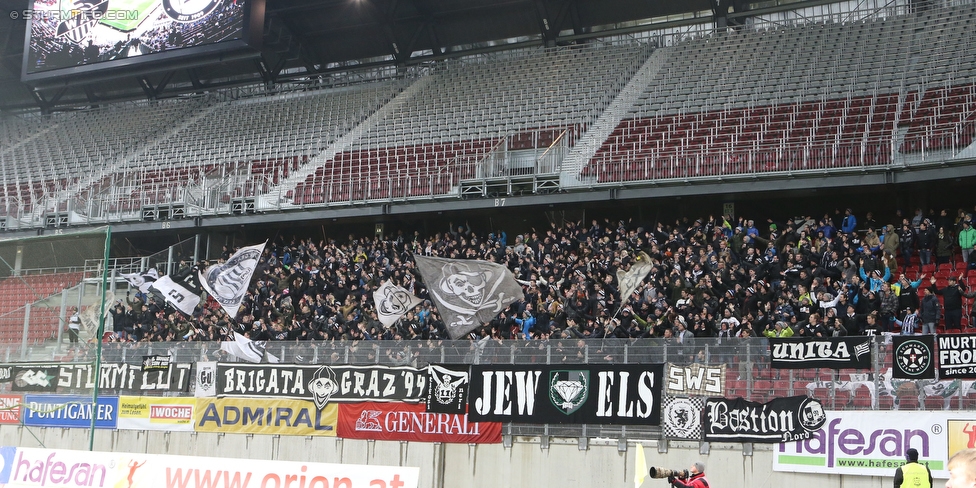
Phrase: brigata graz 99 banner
[
  {"left": 704, "top": 396, "right": 826, "bottom": 443},
  {"left": 768, "top": 337, "right": 872, "bottom": 369},
  {"left": 207, "top": 363, "right": 427, "bottom": 407},
  {"left": 467, "top": 364, "right": 664, "bottom": 425}
]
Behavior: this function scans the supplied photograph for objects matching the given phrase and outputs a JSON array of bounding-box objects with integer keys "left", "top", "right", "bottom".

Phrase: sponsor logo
[
  {"left": 549, "top": 371, "right": 588, "bottom": 415},
  {"left": 15, "top": 370, "right": 53, "bottom": 388},
  {"left": 355, "top": 411, "right": 383, "bottom": 432},
  {"left": 150, "top": 405, "right": 192, "bottom": 420}
]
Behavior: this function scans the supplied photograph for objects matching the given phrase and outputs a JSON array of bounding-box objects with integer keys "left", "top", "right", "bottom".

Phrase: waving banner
[
  {"left": 121, "top": 268, "right": 159, "bottom": 294},
  {"left": 413, "top": 255, "right": 524, "bottom": 339},
  {"left": 200, "top": 241, "right": 266, "bottom": 320},
  {"left": 373, "top": 281, "right": 423, "bottom": 327},
  {"left": 616, "top": 251, "right": 653, "bottom": 305}
]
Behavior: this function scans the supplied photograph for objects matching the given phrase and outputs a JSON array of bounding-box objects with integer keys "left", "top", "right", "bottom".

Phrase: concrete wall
[{"left": 0, "top": 426, "right": 911, "bottom": 488}]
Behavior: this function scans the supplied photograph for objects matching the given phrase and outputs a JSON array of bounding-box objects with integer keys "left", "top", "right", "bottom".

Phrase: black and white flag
[
  {"left": 121, "top": 268, "right": 158, "bottom": 294},
  {"left": 200, "top": 241, "right": 266, "bottom": 320},
  {"left": 220, "top": 331, "right": 280, "bottom": 364},
  {"left": 616, "top": 251, "right": 653, "bottom": 305},
  {"left": 413, "top": 255, "right": 524, "bottom": 339},
  {"left": 149, "top": 275, "right": 201, "bottom": 316},
  {"left": 426, "top": 364, "right": 469, "bottom": 414},
  {"left": 374, "top": 281, "right": 423, "bottom": 328}
]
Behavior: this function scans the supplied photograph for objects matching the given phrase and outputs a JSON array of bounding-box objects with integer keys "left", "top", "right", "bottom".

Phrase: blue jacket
[
  {"left": 858, "top": 266, "right": 891, "bottom": 292},
  {"left": 841, "top": 214, "right": 858, "bottom": 234},
  {"left": 515, "top": 316, "right": 536, "bottom": 339}
]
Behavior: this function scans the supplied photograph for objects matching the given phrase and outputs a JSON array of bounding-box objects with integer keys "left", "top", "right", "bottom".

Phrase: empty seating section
[
  {"left": 583, "top": 3, "right": 976, "bottom": 182},
  {"left": 0, "top": 98, "right": 206, "bottom": 218},
  {"left": 0, "top": 272, "right": 84, "bottom": 343},
  {"left": 293, "top": 42, "right": 647, "bottom": 204},
  {"left": 101, "top": 82, "right": 403, "bottom": 211}
]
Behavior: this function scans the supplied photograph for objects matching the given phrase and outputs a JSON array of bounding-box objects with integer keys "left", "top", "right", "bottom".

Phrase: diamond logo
[{"left": 549, "top": 370, "right": 589, "bottom": 415}]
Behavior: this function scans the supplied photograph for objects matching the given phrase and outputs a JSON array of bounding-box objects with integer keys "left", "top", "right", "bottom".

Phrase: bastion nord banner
[{"left": 467, "top": 364, "right": 664, "bottom": 425}]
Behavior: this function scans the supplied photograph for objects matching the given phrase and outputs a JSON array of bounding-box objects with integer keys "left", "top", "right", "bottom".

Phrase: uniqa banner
[
  {"left": 773, "top": 410, "right": 976, "bottom": 478},
  {"left": 210, "top": 363, "right": 428, "bottom": 407},
  {"left": 467, "top": 363, "right": 664, "bottom": 425},
  {"left": 768, "top": 337, "right": 872, "bottom": 369},
  {"left": 21, "top": 395, "right": 118, "bottom": 429},
  {"left": 194, "top": 397, "right": 338, "bottom": 436},
  {"left": 0, "top": 446, "right": 419, "bottom": 488},
  {"left": 703, "top": 396, "right": 826, "bottom": 443},
  {"left": 117, "top": 396, "right": 196, "bottom": 432},
  {"left": 337, "top": 402, "right": 501, "bottom": 443}
]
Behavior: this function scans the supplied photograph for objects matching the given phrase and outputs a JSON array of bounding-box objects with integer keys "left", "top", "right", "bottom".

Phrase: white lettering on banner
[
  {"left": 223, "top": 369, "right": 305, "bottom": 395},
  {"left": 772, "top": 341, "right": 851, "bottom": 361},
  {"left": 151, "top": 405, "right": 192, "bottom": 420},
  {"left": 595, "top": 371, "right": 656, "bottom": 419},
  {"left": 382, "top": 412, "right": 482, "bottom": 435},
  {"left": 667, "top": 365, "right": 723, "bottom": 394},
  {"left": 473, "top": 370, "right": 542, "bottom": 416},
  {"left": 939, "top": 336, "right": 976, "bottom": 367},
  {"left": 708, "top": 402, "right": 795, "bottom": 434},
  {"left": 24, "top": 402, "right": 115, "bottom": 421},
  {"left": 3, "top": 446, "right": 420, "bottom": 488}
]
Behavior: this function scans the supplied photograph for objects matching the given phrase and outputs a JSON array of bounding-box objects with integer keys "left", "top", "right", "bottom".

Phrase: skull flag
[
  {"left": 373, "top": 280, "right": 424, "bottom": 327},
  {"left": 199, "top": 241, "right": 266, "bottom": 320},
  {"left": 615, "top": 251, "right": 654, "bottom": 306},
  {"left": 413, "top": 255, "right": 525, "bottom": 339}
]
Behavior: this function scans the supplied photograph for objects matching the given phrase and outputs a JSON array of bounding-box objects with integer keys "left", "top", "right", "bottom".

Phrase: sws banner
[
  {"left": 337, "top": 402, "right": 501, "bottom": 443},
  {"left": 4, "top": 363, "right": 192, "bottom": 393},
  {"left": 665, "top": 364, "right": 724, "bottom": 397},
  {"left": 703, "top": 396, "right": 826, "bottom": 443},
  {"left": 467, "top": 364, "right": 664, "bottom": 425},
  {"left": 212, "top": 363, "right": 427, "bottom": 406},
  {"left": 769, "top": 337, "right": 872, "bottom": 369}
]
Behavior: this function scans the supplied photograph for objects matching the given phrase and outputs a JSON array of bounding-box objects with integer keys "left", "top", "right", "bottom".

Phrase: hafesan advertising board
[
  {"left": 773, "top": 410, "right": 976, "bottom": 478},
  {"left": 0, "top": 446, "right": 419, "bottom": 488}
]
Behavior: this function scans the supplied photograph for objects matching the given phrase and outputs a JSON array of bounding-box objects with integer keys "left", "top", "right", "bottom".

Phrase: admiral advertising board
[
  {"left": 194, "top": 397, "right": 338, "bottom": 436},
  {"left": 467, "top": 364, "right": 664, "bottom": 425}
]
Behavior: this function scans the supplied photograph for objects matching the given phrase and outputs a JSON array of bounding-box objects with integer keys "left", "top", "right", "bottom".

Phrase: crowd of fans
[{"left": 104, "top": 205, "right": 976, "bottom": 345}]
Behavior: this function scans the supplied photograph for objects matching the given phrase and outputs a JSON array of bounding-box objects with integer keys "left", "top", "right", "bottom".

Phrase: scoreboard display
[{"left": 21, "top": 0, "right": 261, "bottom": 81}]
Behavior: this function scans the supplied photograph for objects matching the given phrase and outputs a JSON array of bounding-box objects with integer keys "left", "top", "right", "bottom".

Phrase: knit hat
[
  {"left": 906, "top": 448, "right": 919, "bottom": 462},
  {"left": 693, "top": 462, "right": 705, "bottom": 474}
]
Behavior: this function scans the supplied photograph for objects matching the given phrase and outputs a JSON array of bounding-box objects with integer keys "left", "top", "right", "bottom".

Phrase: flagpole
[{"left": 89, "top": 225, "right": 110, "bottom": 451}]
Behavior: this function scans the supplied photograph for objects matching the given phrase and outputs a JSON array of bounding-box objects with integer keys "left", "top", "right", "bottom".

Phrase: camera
[{"left": 649, "top": 467, "right": 688, "bottom": 479}]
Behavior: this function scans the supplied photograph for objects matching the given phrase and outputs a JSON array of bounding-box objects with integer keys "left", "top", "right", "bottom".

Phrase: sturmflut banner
[
  {"left": 211, "top": 363, "right": 428, "bottom": 407},
  {"left": 703, "top": 396, "right": 826, "bottom": 443},
  {"left": 768, "top": 337, "right": 872, "bottom": 369},
  {"left": 467, "top": 364, "right": 664, "bottom": 425},
  {"left": 773, "top": 410, "right": 976, "bottom": 478}
]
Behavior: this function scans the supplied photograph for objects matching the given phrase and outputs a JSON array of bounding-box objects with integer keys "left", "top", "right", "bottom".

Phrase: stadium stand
[{"left": 582, "top": 3, "right": 976, "bottom": 183}]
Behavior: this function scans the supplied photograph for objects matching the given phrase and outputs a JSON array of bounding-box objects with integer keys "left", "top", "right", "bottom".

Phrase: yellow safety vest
[{"left": 900, "top": 462, "right": 931, "bottom": 488}]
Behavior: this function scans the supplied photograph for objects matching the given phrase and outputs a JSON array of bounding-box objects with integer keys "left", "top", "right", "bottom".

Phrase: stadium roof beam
[
  {"left": 136, "top": 72, "right": 175, "bottom": 100},
  {"left": 361, "top": 0, "right": 409, "bottom": 64},
  {"left": 403, "top": 0, "right": 445, "bottom": 57}
]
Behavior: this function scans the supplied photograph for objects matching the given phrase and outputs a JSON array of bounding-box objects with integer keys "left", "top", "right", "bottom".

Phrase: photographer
[{"left": 669, "top": 462, "right": 708, "bottom": 488}]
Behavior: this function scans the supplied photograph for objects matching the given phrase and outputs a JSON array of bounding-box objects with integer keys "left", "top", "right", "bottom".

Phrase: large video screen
[{"left": 22, "top": 0, "right": 252, "bottom": 80}]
